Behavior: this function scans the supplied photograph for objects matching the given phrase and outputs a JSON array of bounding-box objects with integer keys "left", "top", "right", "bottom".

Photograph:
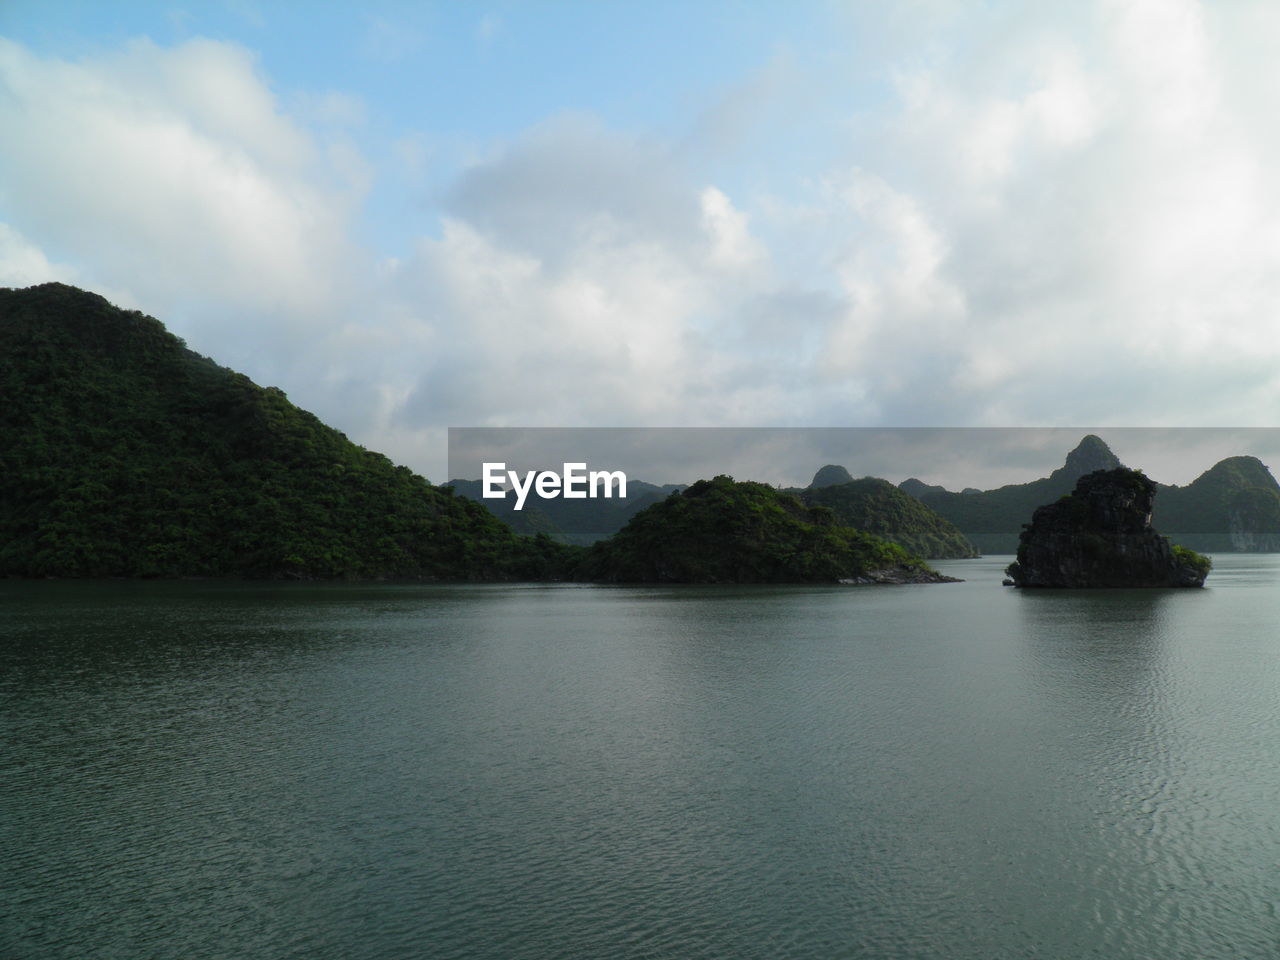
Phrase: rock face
[{"left": 1005, "top": 468, "right": 1210, "bottom": 588}]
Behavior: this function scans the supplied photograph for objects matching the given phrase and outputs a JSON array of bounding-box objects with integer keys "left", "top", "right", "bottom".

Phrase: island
[
  {"left": 800, "top": 473, "right": 979, "bottom": 559},
  {"left": 1004, "top": 468, "right": 1211, "bottom": 588},
  {"left": 574, "top": 475, "right": 958, "bottom": 584}
]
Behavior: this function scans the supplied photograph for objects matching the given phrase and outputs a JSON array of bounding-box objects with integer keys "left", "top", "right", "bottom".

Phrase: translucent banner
[{"left": 447, "top": 427, "right": 1280, "bottom": 552}]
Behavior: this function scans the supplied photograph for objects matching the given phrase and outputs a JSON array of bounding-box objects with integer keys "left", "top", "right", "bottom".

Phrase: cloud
[
  {"left": 0, "top": 223, "right": 73, "bottom": 288},
  {"left": 442, "top": 114, "right": 702, "bottom": 264},
  {"left": 0, "top": 38, "right": 361, "bottom": 329},
  {"left": 683, "top": 52, "right": 798, "bottom": 160},
  {"left": 7, "top": 3, "right": 1280, "bottom": 484},
  {"left": 369, "top": 115, "right": 810, "bottom": 440},
  {"left": 701, "top": 186, "right": 767, "bottom": 271},
  {"left": 811, "top": 0, "right": 1280, "bottom": 427}
]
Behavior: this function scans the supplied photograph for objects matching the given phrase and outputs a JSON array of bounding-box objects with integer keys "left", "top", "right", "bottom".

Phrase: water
[{"left": 4, "top": 557, "right": 1280, "bottom": 959}]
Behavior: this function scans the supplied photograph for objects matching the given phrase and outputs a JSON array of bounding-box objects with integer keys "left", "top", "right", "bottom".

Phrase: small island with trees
[{"left": 574, "top": 475, "right": 955, "bottom": 584}]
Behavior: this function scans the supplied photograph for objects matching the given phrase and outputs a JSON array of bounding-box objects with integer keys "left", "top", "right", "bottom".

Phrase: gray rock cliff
[{"left": 1005, "top": 468, "right": 1209, "bottom": 588}]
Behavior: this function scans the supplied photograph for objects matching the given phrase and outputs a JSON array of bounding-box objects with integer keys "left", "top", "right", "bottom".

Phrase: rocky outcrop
[
  {"left": 841, "top": 567, "right": 961, "bottom": 585},
  {"left": 1005, "top": 468, "right": 1210, "bottom": 588}
]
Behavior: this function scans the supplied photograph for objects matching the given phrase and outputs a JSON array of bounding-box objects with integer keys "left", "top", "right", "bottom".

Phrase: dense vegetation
[
  {"left": 1171, "top": 543, "right": 1213, "bottom": 579},
  {"left": 575, "top": 475, "right": 936, "bottom": 583},
  {"left": 801, "top": 477, "right": 978, "bottom": 558},
  {"left": 0, "top": 284, "right": 580, "bottom": 579},
  {"left": 1153, "top": 456, "right": 1280, "bottom": 549}
]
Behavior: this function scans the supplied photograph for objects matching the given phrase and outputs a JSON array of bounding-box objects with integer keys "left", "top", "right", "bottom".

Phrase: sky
[{"left": 4, "top": 0, "right": 1280, "bottom": 485}]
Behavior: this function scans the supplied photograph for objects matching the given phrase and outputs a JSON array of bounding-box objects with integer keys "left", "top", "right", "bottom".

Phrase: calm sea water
[{"left": 4, "top": 556, "right": 1280, "bottom": 959}]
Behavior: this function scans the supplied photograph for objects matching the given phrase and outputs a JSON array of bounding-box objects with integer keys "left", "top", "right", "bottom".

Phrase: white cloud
[
  {"left": 823, "top": 0, "right": 1280, "bottom": 426},
  {"left": 701, "top": 186, "right": 766, "bottom": 272},
  {"left": 7, "top": 3, "right": 1280, "bottom": 483},
  {"left": 0, "top": 223, "right": 72, "bottom": 288},
  {"left": 0, "top": 37, "right": 359, "bottom": 326}
]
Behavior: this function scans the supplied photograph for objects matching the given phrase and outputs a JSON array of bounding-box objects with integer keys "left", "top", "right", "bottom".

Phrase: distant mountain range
[
  {"left": 457, "top": 433, "right": 1280, "bottom": 556},
  {"left": 896, "top": 435, "right": 1280, "bottom": 553}
]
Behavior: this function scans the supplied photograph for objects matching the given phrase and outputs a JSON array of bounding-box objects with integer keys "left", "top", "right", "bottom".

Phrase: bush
[{"left": 1171, "top": 543, "right": 1212, "bottom": 577}]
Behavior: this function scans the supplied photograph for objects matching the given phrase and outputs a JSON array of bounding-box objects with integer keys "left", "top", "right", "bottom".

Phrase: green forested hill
[
  {"left": 801, "top": 477, "right": 978, "bottom": 558},
  {"left": 1153, "top": 456, "right": 1280, "bottom": 550},
  {"left": 575, "top": 475, "right": 946, "bottom": 583},
  {"left": 0, "top": 283, "right": 577, "bottom": 579}
]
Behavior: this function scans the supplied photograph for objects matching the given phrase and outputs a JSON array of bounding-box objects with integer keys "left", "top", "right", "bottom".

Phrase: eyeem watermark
[{"left": 483, "top": 462, "right": 628, "bottom": 511}]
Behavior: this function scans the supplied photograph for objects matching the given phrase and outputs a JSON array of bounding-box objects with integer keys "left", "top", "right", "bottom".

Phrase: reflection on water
[{"left": 4, "top": 558, "right": 1280, "bottom": 959}]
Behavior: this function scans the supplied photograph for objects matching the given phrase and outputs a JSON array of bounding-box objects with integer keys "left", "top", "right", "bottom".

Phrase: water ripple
[{"left": 5, "top": 565, "right": 1280, "bottom": 958}]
